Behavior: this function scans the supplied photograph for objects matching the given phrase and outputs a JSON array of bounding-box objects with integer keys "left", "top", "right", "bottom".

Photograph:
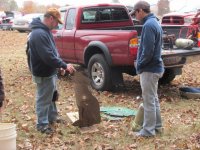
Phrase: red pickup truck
[
  {"left": 160, "top": 10, "right": 200, "bottom": 40},
  {"left": 52, "top": 4, "right": 200, "bottom": 91}
]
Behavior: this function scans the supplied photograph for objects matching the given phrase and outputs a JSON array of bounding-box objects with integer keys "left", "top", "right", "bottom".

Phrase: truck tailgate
[{"left": 162, "top": 47, "right": 200, "bottom": 68}]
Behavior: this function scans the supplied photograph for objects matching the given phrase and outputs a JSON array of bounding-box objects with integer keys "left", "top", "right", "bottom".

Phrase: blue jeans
[
  {"left": 33, "top": 74, "right": 58, "bottom": 127},
  {"left": 139, "top": 72, "right": 163, "bottom": 136}
]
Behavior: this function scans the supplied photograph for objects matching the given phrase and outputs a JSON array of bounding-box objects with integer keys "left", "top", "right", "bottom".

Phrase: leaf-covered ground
[{"left": 1, "top": 30, "right": 200, "bottom": 150}]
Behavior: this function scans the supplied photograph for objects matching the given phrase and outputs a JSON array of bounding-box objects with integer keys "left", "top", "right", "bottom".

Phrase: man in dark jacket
[
  {"left": 131, "top": 1, "right": 164, "bottom": 137},
  {"left": 29, "top": 8, "right": 76, "bottom": 134},
  {"left": 0, "top": 68, "right": 5, "bottom": 112}
]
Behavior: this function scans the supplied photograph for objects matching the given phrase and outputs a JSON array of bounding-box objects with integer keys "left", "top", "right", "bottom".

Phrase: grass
[{"left": 1, "top": 30, "right": 200, "bottom": 149}]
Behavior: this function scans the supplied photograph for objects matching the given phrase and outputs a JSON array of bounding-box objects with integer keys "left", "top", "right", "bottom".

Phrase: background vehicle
[
  {"left": 161, "top": 9, "right": 200, "bottom": 38},
  {"left": 0, "top": 11, "right": 22, "bottom": 30},
  {"left": 0, "top": 11, "right": 6, "bottom": 24},
  {"left": 53, "top": 4, "right": 200, "bottom": 91},
  {"left": 12, "top": 13, "right": 43, "bottom": 32}
]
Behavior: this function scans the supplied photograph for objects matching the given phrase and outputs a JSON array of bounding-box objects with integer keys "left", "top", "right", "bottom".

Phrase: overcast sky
[{"left": 15, "top": 0, "right": 200, "bottom": 12}]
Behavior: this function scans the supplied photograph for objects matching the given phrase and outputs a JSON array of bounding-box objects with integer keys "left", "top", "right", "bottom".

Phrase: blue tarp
[{"left": 179, "top": 87, "right": 200, "bottom": 93}]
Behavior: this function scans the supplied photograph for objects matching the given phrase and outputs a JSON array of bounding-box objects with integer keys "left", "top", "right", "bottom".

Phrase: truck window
[
  {"left": 81, "top": 7, "right": 129, "bottom": 23},
  {"left": 57, "top": 11, "right": 66, "bottom": 29},
  {"left": 65, "top": 8, "right": 76, "bottom": 30},
  {"left": 162, "top": 16, "right": 184, "bottom": 25}
]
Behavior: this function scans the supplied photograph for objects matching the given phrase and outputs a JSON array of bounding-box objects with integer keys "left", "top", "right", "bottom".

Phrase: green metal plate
[{"left": 100, "top": 106, "right": 137, "bottom": 117}]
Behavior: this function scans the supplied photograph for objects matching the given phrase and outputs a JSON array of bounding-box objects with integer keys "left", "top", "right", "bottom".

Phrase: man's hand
[
  {"left": 66, "top": 64, "right": 76, "bottom": 74},
  {"left": 59, "top": 68, "right": 66, "bottom": 76}
]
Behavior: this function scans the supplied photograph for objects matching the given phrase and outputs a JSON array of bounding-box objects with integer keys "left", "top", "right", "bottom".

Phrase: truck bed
[
  {"left": 134, "top": 24, "right": 200, "bottom": 68},
  {"left": 134, "top": 24, "right": 188, "bottom": 38}
]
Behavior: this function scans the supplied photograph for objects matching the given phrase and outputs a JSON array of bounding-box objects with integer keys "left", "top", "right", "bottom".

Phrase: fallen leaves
[{"left": 1, "top": 31, "right": 200, "bottom": 149}]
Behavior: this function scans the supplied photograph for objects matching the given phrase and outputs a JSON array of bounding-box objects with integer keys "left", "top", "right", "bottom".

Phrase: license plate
[
  {"left": 3, "top": 26, "right": 7, "bottom": 30},
  {"left": 163, "top": 56, "right": 183, "bottom": 66}
]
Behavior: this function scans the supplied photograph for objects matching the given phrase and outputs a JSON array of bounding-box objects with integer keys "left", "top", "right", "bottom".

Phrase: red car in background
[
  {"left": 161, "top": 12, "right": 198, "bottom": 25},
  {"left": 161, "top": 9, "right": 200, "bottom": 47}
]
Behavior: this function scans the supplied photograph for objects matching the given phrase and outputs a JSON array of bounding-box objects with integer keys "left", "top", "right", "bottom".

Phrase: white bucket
[{"left": 0, "top": 123, "right": 17, "bottom": 150}]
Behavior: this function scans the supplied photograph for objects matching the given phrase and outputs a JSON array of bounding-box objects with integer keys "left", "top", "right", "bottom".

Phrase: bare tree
[
  {"left": 21, "top": 1, "right": 37, "bottom": 14},
  {"left": 20, "top": 1, "right": 61, "bottom": 14},
  {"left": 9, "top": 0, "right": 18, "bottom": 11},
  {"left": 157, "top": 0, "right": 170, "bottom": 16},
  {"left": 0, "top": 0, "right": 18, "bottom": 11}
]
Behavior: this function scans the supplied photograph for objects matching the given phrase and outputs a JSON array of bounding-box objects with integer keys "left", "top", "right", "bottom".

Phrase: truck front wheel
[{"left": 88, "top": 54, "right": 112, "bottom": 91}]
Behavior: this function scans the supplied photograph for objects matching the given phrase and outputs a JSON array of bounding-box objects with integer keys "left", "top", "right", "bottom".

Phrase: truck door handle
[{"left": 55, "top": 34, "right": 61, "bottom": 38}]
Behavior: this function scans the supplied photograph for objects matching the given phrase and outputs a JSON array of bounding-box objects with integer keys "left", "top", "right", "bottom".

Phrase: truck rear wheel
[
  {"left": 159, "top": 69, "right": 176, "bottom": 84},
  {"left": 88, "top": 54, "right": 112, "bottom": 91}
]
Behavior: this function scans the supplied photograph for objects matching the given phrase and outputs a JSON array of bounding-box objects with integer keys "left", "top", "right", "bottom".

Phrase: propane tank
[
  {"left": 131, "top": 103, "right": 144, "bottom": 131},
  {"left": 175, "top": 38, "right": 194, "bottom": 49}
]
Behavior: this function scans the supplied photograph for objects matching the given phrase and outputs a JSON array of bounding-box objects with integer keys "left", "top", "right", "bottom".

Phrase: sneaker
[
  {"left": 37, "top": 125, "right": 54, "bottom": 135},
  {"left": 133, "top": 132, "right": 155, "bottom": 138}
]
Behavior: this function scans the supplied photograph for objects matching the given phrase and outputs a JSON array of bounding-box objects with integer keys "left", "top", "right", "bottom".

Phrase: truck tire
[
  {"left": 159, "top": 69, "right": 176, "bottom": 84},
  {"left": 88, "top": 54, "right": 112, "bottom": 91},
  {"left": 18, "top": 30, "right": 25, "bottom": 33}
]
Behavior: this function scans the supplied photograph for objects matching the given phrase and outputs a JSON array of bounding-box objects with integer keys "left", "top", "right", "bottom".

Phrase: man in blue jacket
[
  {"left": 29, "top": 8, "right": 76, "bottom": 134},
  {"left": 131, "top": 1, "right": 164, "bottom": 137}
]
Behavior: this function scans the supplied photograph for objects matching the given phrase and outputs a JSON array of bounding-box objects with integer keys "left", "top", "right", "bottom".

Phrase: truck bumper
[
  {"left": 0, "top": 24, "right": 12, "bottom": 30},
  {"left": 162, "top": 47, "right": 200, "bottom": 68}
]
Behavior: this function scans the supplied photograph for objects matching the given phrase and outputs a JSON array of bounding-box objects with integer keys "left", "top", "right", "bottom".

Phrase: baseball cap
[
  {"left": 46, "top": 8, "right": 63, "bottom": 24},
  {"left": 130, "top": 1, "right": 150, "bottom": 16}
]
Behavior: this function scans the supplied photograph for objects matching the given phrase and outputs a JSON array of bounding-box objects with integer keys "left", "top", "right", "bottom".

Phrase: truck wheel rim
[{"left": 91, "top": 62, "right": 104, "bottom": 86}]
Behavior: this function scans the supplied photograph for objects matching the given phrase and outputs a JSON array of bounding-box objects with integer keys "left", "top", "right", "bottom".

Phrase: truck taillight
[
  {"left": 197, "top": 32, "right": 200, "bottom": 47},
  {"left": 129, "top": 38, "right": 138, "bottom": 55}
]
